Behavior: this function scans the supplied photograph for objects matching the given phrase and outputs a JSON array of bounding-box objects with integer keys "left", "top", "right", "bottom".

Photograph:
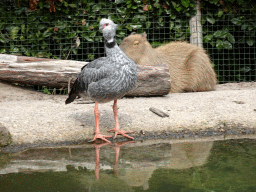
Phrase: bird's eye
[{"left": 106, "top": 23, "right": 109, "bottom": 26}]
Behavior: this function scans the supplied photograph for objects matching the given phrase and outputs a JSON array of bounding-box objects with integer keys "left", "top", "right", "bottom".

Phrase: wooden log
[
  {"left": 0, "top": 60, "right": 171, "bottom": 96},
  {"left": 0, "top": 60, "right": 88, "bottom": 88},
  {"left": 126, "top": 65, "right": 171, "bottom": 96}
]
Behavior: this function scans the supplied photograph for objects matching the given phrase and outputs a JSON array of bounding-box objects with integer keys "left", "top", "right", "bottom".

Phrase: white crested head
[
  {"left": 99, "top": 18, "right": 118, "bottom": 42},
  {"left": 99, "top": 18, "right": 116, "bottom": 27}
]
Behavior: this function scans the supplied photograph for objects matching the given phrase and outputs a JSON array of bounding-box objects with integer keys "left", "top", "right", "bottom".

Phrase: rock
[
  {"left": 0, "top": 123, "right": 11, "bottom": 147},
  {"left": 149, "top": 107, "right": 169, "bottom": 117},
  {"left": 232, "top": 100, "right": 245, "bottom": 104}
]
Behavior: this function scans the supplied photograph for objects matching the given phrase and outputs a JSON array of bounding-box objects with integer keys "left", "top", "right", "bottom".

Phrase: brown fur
[{"left": 119, "top": 32, "right": 217, "bottom": 93}]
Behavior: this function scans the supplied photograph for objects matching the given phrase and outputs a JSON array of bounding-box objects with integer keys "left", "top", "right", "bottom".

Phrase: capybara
[{"left": 119, "top": 32, "right": 217, "bottom": 93}]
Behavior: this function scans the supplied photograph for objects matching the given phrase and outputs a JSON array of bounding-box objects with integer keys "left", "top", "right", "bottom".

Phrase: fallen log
[
  {"left": 126, "top": 64, "right": 171, "bottom": 97},
  {"left": 0, "top": 60, "right": 171, "bottom": 96}
]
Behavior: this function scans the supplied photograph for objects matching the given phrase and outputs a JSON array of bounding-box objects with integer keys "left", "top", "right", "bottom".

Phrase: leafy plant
[
  {"left": 200, "top": 0, "right": 256, "bottom": 83},
  {"left": 42, "top": 86, "right": 51, "bottom": 95},
  {"left": 0, "top": 0, "right": 197, "bottom": 61}
]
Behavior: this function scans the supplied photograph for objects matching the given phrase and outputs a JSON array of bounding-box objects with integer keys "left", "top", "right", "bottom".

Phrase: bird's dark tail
[{"left": 65, "top": 78, "right": 79, "bottom": 104}]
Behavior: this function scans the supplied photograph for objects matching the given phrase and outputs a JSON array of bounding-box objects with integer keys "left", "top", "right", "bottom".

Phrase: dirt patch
[
  {"left": 0, "top": 82, "right": 58, "bottom": 102},
  {"left": 0, "top": 81, "right": 256, "bottom": 149},
  {"left": 1, "top": 81, "right": 255, "bottom": 102},
  {"left": 216, "top": 81, "right": 256, "bottom": 90}
]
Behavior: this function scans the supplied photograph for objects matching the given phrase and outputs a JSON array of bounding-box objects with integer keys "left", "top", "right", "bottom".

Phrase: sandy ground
[{"left": 0, "top": 81, "right": 256, "bottom": 145}]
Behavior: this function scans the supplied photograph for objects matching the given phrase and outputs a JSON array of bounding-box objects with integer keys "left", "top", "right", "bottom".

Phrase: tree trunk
[{"left": 0, "top": 60, "right": 171, "bottom": 96}]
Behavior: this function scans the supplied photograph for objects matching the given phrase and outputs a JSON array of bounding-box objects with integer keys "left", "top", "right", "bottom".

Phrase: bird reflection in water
[
  {"left": 92, "top": 141, "right": 134, "bottom": 180},
  {"left": 89, "top": 140, "right": 213, "bottom": 190}
]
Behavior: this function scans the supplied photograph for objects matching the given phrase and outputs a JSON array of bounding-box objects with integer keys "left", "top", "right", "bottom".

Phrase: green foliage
[
  {"left": 0, "top": 0, "right": 255, "bottom": 83},
  {"left": 0, "top": 0, "right": 196, "bottom": 61},
  {"left": 42, "top": 86, "right": 51, "bottom": 95},
  {"left": 200, "top": 0, "right": 256, "bottom": 83}
]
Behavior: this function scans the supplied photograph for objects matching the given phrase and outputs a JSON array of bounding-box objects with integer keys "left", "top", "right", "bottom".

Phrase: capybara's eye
[{"left": 134, "top": 41, "right": 139, "bottom": 46}]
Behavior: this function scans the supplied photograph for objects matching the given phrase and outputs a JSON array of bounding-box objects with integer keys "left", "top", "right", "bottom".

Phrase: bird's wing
[
  {"left": 81, "top": 57, "right": 107, "bottom": 71},
  {"left": 77, "top": 57, "right": 115, "bottom": 91}
]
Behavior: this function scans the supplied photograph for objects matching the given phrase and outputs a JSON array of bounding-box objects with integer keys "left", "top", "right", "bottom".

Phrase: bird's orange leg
[
  {"left": 93, "top": 143, "right": 110, "bottom": 179},
  {"left": 108, "top": 100, "right": 134, "bottom": 140},
  {"left": 89, "top": 102, "right": 111, "bottom": 143},
  {"left": 113, "top": 141, "right": 134, "bottom": 176}
]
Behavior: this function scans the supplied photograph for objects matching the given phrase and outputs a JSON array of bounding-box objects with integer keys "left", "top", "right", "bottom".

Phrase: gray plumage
[{"left": 66, "top": 18, "right": 138, "bottom": 104}]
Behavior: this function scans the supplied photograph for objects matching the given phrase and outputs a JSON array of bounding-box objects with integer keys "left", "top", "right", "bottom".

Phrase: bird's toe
[
  {"left": 109, "top": 129, "right": 134, "bottom": 140},
  {"left": 88, "top": 133, "right": 112, "bottom": 143}
]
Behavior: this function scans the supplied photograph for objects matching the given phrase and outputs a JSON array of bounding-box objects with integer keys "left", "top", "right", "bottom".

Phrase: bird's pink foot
[
  {"left": 89, "top": 133, "right": 112, "bottom": 143},
  {"left": 108, "top": 129, "right": 134, "bottom": 140}
]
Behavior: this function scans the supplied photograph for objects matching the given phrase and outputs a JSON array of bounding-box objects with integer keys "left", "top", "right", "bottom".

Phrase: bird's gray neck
[
  {"left": 105, "top": 39, "right": 130, "bottom": 63},
  {"left": 105, "top": 40, "right": 116, "bottom": 49},
  {"left": 105, "top": 39, "right": 119, "bottom": 54}
]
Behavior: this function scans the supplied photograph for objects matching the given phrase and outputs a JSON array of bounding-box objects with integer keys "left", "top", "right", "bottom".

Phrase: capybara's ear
[
  {"left": 142, "top": 32, "right": 147, "bottom": 39},
  {"left": 130, "top": 32, "right": 137, "bottom": 35}
]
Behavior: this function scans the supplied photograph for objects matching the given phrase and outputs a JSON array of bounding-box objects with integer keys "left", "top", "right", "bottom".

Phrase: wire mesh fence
[
  {"left": 0, "top": 0, "right": 255, "bottom": 94},
  {"left": 202, "top": 8, "right": 256, "bottom": 83}
]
